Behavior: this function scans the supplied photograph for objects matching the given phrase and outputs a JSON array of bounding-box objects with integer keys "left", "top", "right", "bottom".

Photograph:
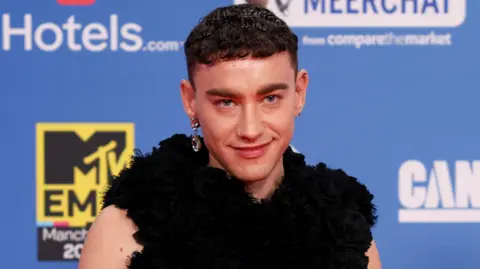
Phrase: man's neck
[
  {"left": 207, "top": 155, "right": 285, "bottom": 200},
  {"left": 245, "top": 160, "right": 284, "bottom": 200}
]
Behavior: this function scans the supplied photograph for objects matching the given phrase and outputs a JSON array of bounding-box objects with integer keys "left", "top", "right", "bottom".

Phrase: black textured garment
[{"left": 103, "top": 134, "right": 377, "bottom": 269}]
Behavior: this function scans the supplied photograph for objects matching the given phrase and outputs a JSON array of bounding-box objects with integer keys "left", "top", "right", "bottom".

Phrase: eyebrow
[{"left": 206, "top": 83, "right": 289, "bottom": 98}]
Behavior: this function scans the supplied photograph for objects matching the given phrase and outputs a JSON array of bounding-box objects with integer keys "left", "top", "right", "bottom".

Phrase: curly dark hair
[{"left": 184, "top": 4, "right": 298, "bottom": 84}]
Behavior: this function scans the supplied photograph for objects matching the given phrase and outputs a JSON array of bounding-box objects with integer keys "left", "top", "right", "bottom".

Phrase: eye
[
  {"left": 215, "top": 99, "right": 235, "bottom": 107},
  {"left": 264, "top": 95, "right": 281, "bottom": 104}
]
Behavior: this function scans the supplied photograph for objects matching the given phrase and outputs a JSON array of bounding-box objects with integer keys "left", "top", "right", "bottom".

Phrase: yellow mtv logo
[{"left": 36, "top": 123, "right": 134, "bottom": 227}]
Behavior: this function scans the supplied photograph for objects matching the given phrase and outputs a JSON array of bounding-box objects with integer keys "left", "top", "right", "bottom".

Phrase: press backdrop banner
[{"left": 0, "top": 0, "right": 478, "bottom": 268}]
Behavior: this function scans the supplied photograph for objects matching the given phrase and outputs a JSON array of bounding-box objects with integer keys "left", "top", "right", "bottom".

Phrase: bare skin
[{"left": 78, "top": 205, "right": 142, "bottom": 268}]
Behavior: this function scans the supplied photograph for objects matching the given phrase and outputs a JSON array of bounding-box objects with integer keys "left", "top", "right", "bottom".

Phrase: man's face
[
  {"left": 181, "top": 52, "right": 308, "bottom": 183},
  {"left": 246, "top": 0, "right": 269, "bottom": 8}
]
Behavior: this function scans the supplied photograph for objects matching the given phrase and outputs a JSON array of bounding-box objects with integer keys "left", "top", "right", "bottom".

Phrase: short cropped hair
[{"left": 184, "top": 4, "right": 298, "bottom": 83}]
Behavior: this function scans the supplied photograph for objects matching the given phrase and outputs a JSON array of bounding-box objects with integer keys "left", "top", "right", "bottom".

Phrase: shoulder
[
  {"left": 78, "top": 205, "right": 141, "bottom": 269},
  {"left": 102, "top": 134, "right": 199, "bottom": 210},
  {"left": 308, "top": 162, "right": 379, "bottom": 267},
  {"left": 82, "top": 134, "right": 201, "bottom": 268},
  {"left": 312, "top": 162, "right": 378, "bottom": 228},
  {"left": 100, "top": 134, "right": 208, "bottom": 236}
]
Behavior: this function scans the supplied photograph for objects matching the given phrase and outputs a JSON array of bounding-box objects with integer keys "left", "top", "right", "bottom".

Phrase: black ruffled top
[{"left": 103, "top": 134, "right": 377, "bottom": 269}]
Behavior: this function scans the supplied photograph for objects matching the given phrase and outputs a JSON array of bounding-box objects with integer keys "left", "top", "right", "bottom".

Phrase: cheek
[
  {"left": 199, "top": 112, "right": 235, "bottom": 143},
  {"left": 264, "top": 107, "right": 296, "bottom": 136}
]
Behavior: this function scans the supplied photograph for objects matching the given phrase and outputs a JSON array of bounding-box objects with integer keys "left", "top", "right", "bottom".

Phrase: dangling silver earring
[{"left": 190, "top": 117, "right": 201, "bottom": 152}]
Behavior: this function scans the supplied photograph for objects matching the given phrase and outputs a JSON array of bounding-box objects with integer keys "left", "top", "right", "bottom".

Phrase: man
[{"left": 79, "top": 4, "right": 381, "bottom": 269}]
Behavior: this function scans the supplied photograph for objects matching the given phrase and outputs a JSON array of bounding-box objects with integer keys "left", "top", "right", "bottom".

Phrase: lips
[{"left": 231, "top": 142, "right": 271, "bottom": 159}]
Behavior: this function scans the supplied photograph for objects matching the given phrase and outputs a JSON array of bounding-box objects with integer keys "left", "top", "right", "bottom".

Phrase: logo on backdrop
[
  {"left": 36, "top": 123, "right": 134, "bottom": 261},
  {"left": 275, "top": 0, "right": 293, "bottom": 15},
  {"left": 0, "top": 1, "right": 183, "bottom": 53},
  {"left": 398, "top": 160, "right": 480, "bottom": 223},
  {"left": 235, "top": 0, "right": 466, "bottom": 48}
]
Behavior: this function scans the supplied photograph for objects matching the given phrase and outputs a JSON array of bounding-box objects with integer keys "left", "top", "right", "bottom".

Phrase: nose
[{"left": 236, "top": 103, "right": 264, "bottom": 142}]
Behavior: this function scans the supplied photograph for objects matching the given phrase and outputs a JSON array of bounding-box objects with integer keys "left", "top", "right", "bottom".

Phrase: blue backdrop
[{"left": 1, "top": 0, "right": 479, "bottom": 268}]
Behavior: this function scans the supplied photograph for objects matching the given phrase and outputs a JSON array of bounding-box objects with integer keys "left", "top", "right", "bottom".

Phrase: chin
[
  {"left": 229, "top": 163, "right": 275, "bottom": 182},
  {"left": 235, "top": 173, "right": 268, "bottom": 183}
]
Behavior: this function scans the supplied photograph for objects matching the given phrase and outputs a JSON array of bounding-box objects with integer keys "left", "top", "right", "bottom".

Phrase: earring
[{"left": 190, "top": 117, "right": 201, "bottom": 152}]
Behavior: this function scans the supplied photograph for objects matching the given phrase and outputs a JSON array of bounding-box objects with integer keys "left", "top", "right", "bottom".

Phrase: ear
[
  {"left": 180, "top": 79, "right": 196, "bottom": 119},
  {"left": 294, "top": 69, "right": 308, "bottom": 116}
]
